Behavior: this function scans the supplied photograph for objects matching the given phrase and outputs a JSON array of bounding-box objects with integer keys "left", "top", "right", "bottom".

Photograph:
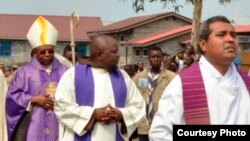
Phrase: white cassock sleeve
[
  {"left": 54, "top": 67, "right": 94, "bottom": 137},
  {"left": 150, "top": 57, "right": 250, "bottom": 141},
  {"left": 149, "top": 75, "right": 185, "bottom": 141},
  {"left": 0, "top": 70, "right": 8, "bottom": 141},
  {"left": 118, "top": 70, "right": 146, "bottom": 139}
]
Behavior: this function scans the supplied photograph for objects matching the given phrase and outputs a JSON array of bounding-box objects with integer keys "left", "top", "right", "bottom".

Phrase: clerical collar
[
  {"left": 44, "top": 64, "right": 53, "bottom": 75},
  {"left": 92, "top": 67, "right": 108, "bottom": 74}
]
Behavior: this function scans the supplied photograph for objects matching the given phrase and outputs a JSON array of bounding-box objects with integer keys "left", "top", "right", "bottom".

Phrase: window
[
  {"left": 120, "top": 36, "right": 125, "bottom": 41},
  {"left": 134, "top": 48, "right": 148, "bottom": 57},
  {"left": 241, "top": 43, "right": 250, "bottom": 51},
  {"left": 135, "top": 49, "right": 140, "bottom": 57},
  {"left": 0, "top": 41, "right": 11, "bottom": 56},
  {"left": 77, "top": 43, "right": 88, "bottom": 57},
  {"left": 143, "top": 49, "right": 148, "bottom": 56}
]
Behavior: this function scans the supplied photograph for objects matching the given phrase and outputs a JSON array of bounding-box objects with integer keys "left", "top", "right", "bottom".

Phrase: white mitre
[{"left": 26, "top": 16, "right": 58, "bottom": 48}]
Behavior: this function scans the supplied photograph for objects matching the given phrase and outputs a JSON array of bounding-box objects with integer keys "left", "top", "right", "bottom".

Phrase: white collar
[{"left": 199, "top": 55, "right": 238, "bottom": 86}]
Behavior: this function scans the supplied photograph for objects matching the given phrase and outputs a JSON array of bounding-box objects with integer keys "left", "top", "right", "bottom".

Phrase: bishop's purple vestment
[{"left": 6, "top": 57, "right": 68, "bottom": 141}]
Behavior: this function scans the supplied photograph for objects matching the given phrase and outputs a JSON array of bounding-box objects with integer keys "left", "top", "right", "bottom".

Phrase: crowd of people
[
  {"left": 0, "top": 15, "right": 250, "bottom": 141},
  {"left": 122, "top": 43, "right": 197, "bottom": 78}
]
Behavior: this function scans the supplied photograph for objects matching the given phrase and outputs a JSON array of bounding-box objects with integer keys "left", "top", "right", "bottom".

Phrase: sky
[{"left": 0, "top": 0, "right": 250, "bottom": 25}]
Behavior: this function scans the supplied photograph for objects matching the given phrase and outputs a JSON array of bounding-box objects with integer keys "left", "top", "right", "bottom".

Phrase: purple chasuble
[
  {"left": 180, "top": 63, "right": 250, "bottom": 124},
  {"left": 6, "top": 57, "right": 68, "bottom": 141},
  {"left": 74, "top": 64, "right": 127, "bottom": 141}
]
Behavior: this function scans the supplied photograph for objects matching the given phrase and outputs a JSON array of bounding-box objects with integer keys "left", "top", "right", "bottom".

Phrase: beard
[{"left": 107, "top": 64, "right": 118, "bottom": 72}]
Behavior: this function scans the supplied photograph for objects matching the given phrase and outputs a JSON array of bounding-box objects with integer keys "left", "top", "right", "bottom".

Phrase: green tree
[{"left": 130, "top": 0, "right": 233, "bottom": 53}]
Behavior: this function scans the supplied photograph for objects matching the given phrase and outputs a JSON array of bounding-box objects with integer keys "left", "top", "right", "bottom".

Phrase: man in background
[
  {"left": 133, "top": 46, "right": 176, "bottom": 141},
  {"left": 63, "top": 44, "right": 79, "bottom": 64},
  {"left": 136, "top": 60, "right": 144, "bottom": 73}
]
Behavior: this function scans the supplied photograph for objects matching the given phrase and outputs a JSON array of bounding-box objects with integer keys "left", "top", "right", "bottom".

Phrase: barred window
[{"left": 0, "top": 41, "right": 11, "bottom": 56}]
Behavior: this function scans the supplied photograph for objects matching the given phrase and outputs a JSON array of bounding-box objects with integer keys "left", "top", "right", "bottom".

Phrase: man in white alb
[{"left": 55, "top": 35, "right": 145, "bottom": 141}]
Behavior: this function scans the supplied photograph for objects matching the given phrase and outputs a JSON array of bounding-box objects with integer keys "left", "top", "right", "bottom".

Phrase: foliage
[
  {"left": 131, "top": 0, "right": 232, "bottom": 13},
  {"left": 132, "top": 0, "right": 182, "bottom": 13},
  {"left": 122, "top": 0, "right": 233, "bottom": 52}
]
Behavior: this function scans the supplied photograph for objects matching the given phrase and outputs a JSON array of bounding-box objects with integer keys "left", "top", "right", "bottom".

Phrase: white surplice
[
  {"left": 149, "top": 56, "right": 250, "bottom": 141},
  {"left": 0, "top": 70, "right": 8, "bottom": 141},
  {"left": 55, "top": 67, "right": 145, "bottom": 141}
]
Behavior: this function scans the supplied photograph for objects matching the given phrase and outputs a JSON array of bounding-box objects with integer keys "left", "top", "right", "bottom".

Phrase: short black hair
[
  {"left": 198, "top": 15, "right": 231, "bottom": 41},
  {"left": 162, "top": 52, "right": 170, "bottom": 57},
  {"left": 147, "top": 46, "right": 162, "bottom": 56},
  {"left": 198, "top": 16, "right": 231, "bottom": 54},
  {"left": 63, "top": 44, "right": 79, "bottom": 55}
]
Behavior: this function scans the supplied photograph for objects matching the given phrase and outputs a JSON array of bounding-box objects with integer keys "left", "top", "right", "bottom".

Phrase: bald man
[{"left": 55, "top": 35, "right": 145, "bottom": 141}]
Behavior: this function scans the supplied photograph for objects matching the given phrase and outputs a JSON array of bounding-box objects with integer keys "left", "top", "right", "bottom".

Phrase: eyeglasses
[{"left": 39, "top": 50, "right": 54, "bottom": 55}]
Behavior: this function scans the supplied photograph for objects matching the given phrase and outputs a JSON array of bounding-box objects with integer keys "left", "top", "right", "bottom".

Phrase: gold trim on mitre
[{"left": 26, "top": 16, "right": 58, "bottom": 48}]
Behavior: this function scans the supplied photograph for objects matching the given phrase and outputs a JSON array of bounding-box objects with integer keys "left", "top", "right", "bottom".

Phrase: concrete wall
[
  {"left": 0, "top": 40, "right": 72, "bottom": 67},
  {"left": 124, "top": 32, "right": 191, "bottom": 67},
  {"left": 1, "top": 15, "right": 191, "bottom": 68},
  {"left": 132, "top": 16, "right": 190, "bottom": 38},
  {"left": 113, "top": 16, "right": 191, "bottom": 67}
]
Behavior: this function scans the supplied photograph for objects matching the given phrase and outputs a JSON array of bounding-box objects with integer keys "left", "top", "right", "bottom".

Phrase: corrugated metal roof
[
  {"left": 88, "top": 12, "right": 192, "bottom": 34},
  {"left": 0, "top": 14, "right": 103, "bottom": 41},
  {"left": 127, "top": 25, "right": 250, "bottom": 45},
  {"left": 123, "top": 25, "right": 192, "bottom": 45},
  {"left": 235, "top": 25, "right": 250, "bottom": 33}
]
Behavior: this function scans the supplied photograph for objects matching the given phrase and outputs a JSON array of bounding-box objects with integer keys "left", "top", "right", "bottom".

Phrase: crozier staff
[{"left": 70, "top": 11, "right": 79, "bottom": 66}]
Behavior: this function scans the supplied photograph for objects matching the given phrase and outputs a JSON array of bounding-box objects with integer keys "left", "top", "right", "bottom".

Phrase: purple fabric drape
[
  {"left": 74, "top": 64, "right": 94, "bottom": 141},
  {"left": 180, "top": 63, "right": 250, "bottom": 124},
  {"left": 74, "top": 64, "right": 127, "bottom": 141},
  {"left": 6, "top": 57, "right": 68, "bottom": 141},
  {"left": 237, "top": 69, "right": 250, "bottom": 92},
  {"left": 179, "top": 63, "right": 210, "bottom": 124}
]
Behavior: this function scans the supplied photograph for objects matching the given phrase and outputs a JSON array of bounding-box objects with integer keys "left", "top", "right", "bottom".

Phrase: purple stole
[
  {"left": 74, "top": 64, "right": 127, "bottom": 141},
  {"left": 39, "top": 70, "right": 60, "bottom": 141},
  {"left": 179, "top": 63, "right": 250, "bottom": 124},
  {"left": 237, "top": 69, "right": 250, "bottom": 92}
]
